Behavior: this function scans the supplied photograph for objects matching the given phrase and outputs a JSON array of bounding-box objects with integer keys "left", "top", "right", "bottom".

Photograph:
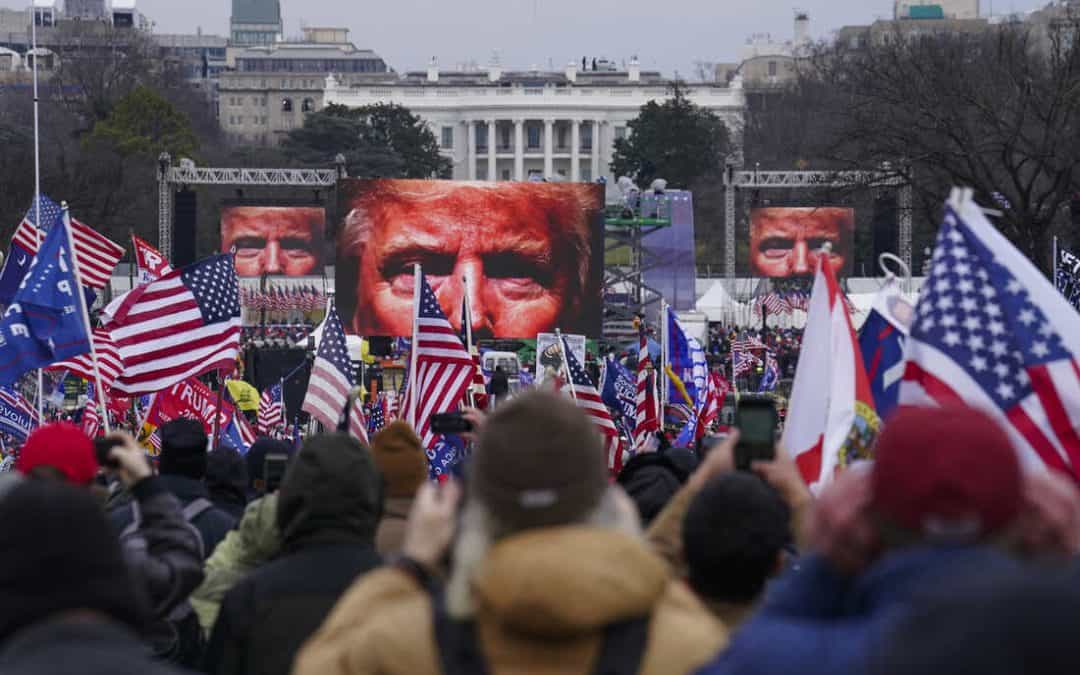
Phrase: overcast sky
[{"left": 7, "top": 0, "right": 1051, "bottom": 76}]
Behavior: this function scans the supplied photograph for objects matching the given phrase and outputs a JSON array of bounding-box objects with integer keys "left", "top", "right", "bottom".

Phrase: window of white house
[{"left": 441, "top": 126, "right": 454, "bottom": 149}]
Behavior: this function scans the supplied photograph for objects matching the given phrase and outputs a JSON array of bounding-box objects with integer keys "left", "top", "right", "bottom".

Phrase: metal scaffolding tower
[{"left": 602, "top": 198, "right": 672, "bottom": 338}]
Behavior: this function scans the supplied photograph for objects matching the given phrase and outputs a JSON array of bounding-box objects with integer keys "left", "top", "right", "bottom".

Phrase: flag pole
[
  {"left": 212, "top": 371, "right": 224, "bottom": 449},
  {"left": 31, "top": 9, "right": 43, "bottom": 423},
  {"left": 407, "top": 263, "right": 421, "bottom": 430},
  {"left": 462, "top": 274, "right": 475, "bottom": 408},
  {"left": 60, "top": 205, "right": 111, "bottom": 433},
  {"left": 1053, "top": 235, "right": 1059, "bottom": 284},
  {"left": 555, "top": 328, "right": 577, "bottom": 401},
  {"left": 660, "top": 300, "right": 669, "bottom": 409}
]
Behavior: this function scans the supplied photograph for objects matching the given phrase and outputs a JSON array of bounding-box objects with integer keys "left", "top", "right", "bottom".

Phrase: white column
[
  {"left": 571, "top": 119, "right": 581, "bottom": 182},
  {"left": 513, "top": 118, "right": 524, "bottom": 181},
  {"left": 486, "top": 118, "right": 496, "bottom": 181},
  {"left": 590, "top": 119, "right": 601, "bottom": 182},
  {"left": 466, "top": 120, "right": 477, "bottom": 181},
  {"left": 543, "top": 119, "right": 554, "bottom": 179}
]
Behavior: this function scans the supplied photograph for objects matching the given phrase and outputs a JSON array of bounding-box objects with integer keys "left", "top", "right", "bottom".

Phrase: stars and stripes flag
[
  {"left": 901, "top": 191, "right": 1080, "bottom": 481},
  {"left": 634, "top": 321, "right": 659, "bottom": 450},
  {"left": 367, "top": 399, "right": 385, "bottom": 435},
  {"left": 301, "top": 303, "right": 368, "bottom": 443},
  {"left": 403, "top": 270, "right": 474, "bottom": 449},
  {"left": 732, "top": 335, "right": 768, "bottom": 352},
  {"left": 104, "top": 254, "right": 242, "bottom": 395},
  {"left": 46, "top": 329, "right": 123, "bottom": 392},
  {"left": 696, "top": 372, "right": 731, "bottom": 438},
  {"left": 0, "top": 196, "right": 64, "bottom": 303},
  {"left": 0, "top": 386, "right": 38, "bottom": 440},
  {"left": 385, "top": 389, "right": 400, "bottom": 420},
  {"left": 733, "top": 348, "right": 762, "bottom": 378},
  {"left": 12, "top": 208, "right": 124, "bottom": 289},
  {"left": 561, "top": 335, "right": 624, "bottom": 472},
  {"left": 81, "top": 393, "right": 100, "bottom": 439},
  {"left": 257, "top": 383, "right": 284, "bottom": 435},
  {"left": 758, "top": 293, "right": 792, "bottom": 315}
]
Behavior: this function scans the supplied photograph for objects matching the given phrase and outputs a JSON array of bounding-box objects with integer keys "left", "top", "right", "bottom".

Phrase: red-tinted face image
[
  {"left": 750, "top": 207, "right": 855, "bottom": 277},
  {"left": 337, "top": 180, "right": 602, "bottom": 339},
  {"left": 220, "top": 206, "right": 325, "bottom": 276}
]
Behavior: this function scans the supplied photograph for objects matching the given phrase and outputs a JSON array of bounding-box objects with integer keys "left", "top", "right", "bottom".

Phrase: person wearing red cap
[
  {"left": 15, "top": 422, "right": 98, "bottom": 485},
  {"left": 17, "top": 425, "right": 206, "bottom": 668},
  {"left": 696, "top": 404, "right": 1080, "bottom": 675}
]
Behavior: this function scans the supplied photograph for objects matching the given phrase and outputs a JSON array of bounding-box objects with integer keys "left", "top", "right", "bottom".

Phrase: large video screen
[
  {"left": 220, "top": 205, "right": 326, "bottom": 277},
  {"left": 336, "top": 179, "right": 605, "bottom": 339},
  {"left": 749, "top": 207, "right": 855, "bottom": 278}
]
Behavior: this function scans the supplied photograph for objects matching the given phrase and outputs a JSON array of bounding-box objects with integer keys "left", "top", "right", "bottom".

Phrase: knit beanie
[
  {"left": 15, "top": 422, "right": 98, "bottom": 485},
  {"left": 470, "top": 390, "right": 608, "bottom": 533},
  {"left": 158, "top": 418, "right": 209, "bottom": 480},
  {"left": 872, "top": 404, "right": 1022, "bottom": 540},
  {"left": 370, "top": 421, "right": 426, "bottom": 498},
  {"left": 0, "top": 480, "right": 145, "bottom": 642},
  {"left": 246, "top": 437, "right": 294, "bottom": 493}
]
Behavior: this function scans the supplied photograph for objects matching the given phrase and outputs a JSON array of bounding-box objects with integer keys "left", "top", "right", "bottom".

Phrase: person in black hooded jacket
[
  {"left": 617, "top": 446, "right": 699, "bottom": 526},
  {"left": 202, "top": 433, "right": 383, "bottom": 675},
  {"left": 0, "top": 477, "right": 193, "bottom": 675}
]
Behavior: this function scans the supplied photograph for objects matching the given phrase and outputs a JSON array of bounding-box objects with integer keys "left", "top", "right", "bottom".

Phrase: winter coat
[
  {"left": 294, "top": 526, "right": 727, "bottom": 675},
  {"left": 203, "top": 434, "right": 382, "bottom": 675},
  {"left": 0, "top": 618, "right": 195, "bottom": 675},
  {"left": 191, "top": 494, "right": 281, "bottom": 632},
  {"left": 375, "top": 496, "right": 412, "bottom": 556},
  {"left": 695, "top": 546, "right": 1023, "bottom": 675},
  {"left": 110, "top": 474, "right": 238, "bottom": 560},
  {"left": 120, "top": 476, "right": 206, "bottom": 619}
]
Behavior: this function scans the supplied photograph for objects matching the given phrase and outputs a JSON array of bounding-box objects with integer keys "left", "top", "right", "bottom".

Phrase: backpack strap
[
  {"left": 431, "top": 589, "right": 489, "bottom": 675},
  {"left": 182, "top": 497, "right": 215, "bottom": 523},
  {"left": 591, "top": 616, "right": 650, "bottom": 675}
]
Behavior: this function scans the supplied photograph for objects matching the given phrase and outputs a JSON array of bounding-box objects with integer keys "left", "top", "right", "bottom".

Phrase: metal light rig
[
  {"left": 156, "top": 153, "right": 348, "bottom": 263},
  {"left": 602, "top": 188, "right": 672, "bottom": 338}
]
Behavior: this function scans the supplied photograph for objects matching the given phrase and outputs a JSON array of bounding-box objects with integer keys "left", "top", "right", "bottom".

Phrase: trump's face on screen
[
  {"left": 338, "top": 180, "right": 600, "bottom": 339},
  {"left": 749, "top": 207, "right": 854, "bottom": 278},
  {"left": 220, "top": 206, "right": 325, "bottom": 277}
]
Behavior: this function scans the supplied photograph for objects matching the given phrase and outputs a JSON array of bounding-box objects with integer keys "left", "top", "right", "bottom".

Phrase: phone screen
[{"left": 735, "top": 400, "right": 777, "bottom": 470}]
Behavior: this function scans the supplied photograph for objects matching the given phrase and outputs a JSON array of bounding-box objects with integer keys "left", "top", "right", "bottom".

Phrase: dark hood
[{"left": 276, "top": 433, "right": 382, "bottom": 552}]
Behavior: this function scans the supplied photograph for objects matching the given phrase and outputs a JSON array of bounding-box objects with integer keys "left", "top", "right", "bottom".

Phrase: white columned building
[{"left": 322, "top": 58, "right": 745, "bottom": 188}]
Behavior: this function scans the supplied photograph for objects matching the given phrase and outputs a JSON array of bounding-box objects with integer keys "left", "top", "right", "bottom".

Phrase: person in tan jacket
[
  {"left": 293, "top": 391, "right": 726, "bottom": 675},
  {"left": 368, "top": 421, "right": 428, "bottom": 556}
]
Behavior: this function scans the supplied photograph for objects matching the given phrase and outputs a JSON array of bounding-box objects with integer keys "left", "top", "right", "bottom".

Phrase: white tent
[{"left": 695, "top": 281, "right": 747, "bottom": 323}]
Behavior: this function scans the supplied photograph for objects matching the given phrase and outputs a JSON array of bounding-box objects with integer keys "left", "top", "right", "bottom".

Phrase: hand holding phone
[
  {"left": 430, "top": 412, "right": 473, "bottom": 435},
  {"left": 734, "top": 396, "right": 778, "bottom": 471}
]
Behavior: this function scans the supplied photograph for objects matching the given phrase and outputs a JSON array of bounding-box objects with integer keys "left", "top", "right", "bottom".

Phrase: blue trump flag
[
  {"left": 858, "top": 280, "right": 912, "bottom": 420},
  {"left": 0, "top": 195, "right": 63, "bottom": 304},
  {"left": 0, "top": 211, "right": 91, "bottom": 385},
  {"left": 665, "top": 309, "right": 707, "bottom": 407},
  {"left": 601, "top": 354, "right": 637, "bottom": 441}
]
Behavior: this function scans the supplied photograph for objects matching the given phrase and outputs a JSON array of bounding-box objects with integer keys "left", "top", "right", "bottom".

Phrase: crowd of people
[{"left": 1, "top": 392, "right": 1079, "bottom": 675}]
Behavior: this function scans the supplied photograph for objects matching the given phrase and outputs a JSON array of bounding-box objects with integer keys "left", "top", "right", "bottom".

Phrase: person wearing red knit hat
[
  {"left": 695, "top": 404, "right": 1080, "bottom": 675},
  {"left": 16, "top": 423, "right": 98, "bottom": 485}
]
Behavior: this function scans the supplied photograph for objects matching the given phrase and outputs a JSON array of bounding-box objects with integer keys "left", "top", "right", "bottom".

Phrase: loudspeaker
[
  {"left": 872, "top": 194, "right": 898, "bottom": 263},
  {"left": 173, "top": 189, "right": 197, "bottom": 267},
  {"left": 367, "top": 336, "right": 393, "bottom": 357},
  {"left": 246, "top": 347, "right": 311, "bottom": 424}
]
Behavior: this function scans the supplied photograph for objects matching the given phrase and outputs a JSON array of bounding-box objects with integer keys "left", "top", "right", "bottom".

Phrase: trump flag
[{"left": 784, "top": 255, "right": 879, "bottom": 491}]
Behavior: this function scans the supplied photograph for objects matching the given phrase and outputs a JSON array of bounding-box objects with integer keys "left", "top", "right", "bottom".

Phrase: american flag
[
  {"left": 385, "top": 389, "right": 400, "bottom": 420},
  {"left": 81, "top": 394, "right": 100, "bottom": 438},
  {"left": 403, "top": 271, "right": 474, "bottom": 449},
  {"left": 901, "top": 195, "right": 1080, "bottom": 481},
  {"left": 733, "top": 348, "right": 762, "bottom": 378},
  {"left": 14, "top": 205, "right": 124, "bottom": 289},
  {"left": 301, "top": 304, "right": 368, "bottom": 443},
  {"left": 147, "top": 429, "right": 161, "bottom": 453},
  {"left": 634, "top": 322, "right": 659, "bottom": 450},
  {"left": 105, "top": 254, "right": 241, "bottom": 395},
  {"left": 0, "top": 386, "right": 39, "bottom": 426},
  {"left": 367, "top": 399, "right": 385, "bottom": 435},
  {"left": 46, "top": 329, "right": 123, "bottom": 392},
  {"left": 695, "top": 372, "right": 731, "bottom": 438},
  {"left": 759, "top": 293, "right": 792, "bottom": 315},
  {"left": 257, "top": 383, "right": 284, "bottom": 435},
  {"left": 562, "top": 336, "right": 623, "bottom": 472},
  {"left": 732, "top": 335, "right": 768, "bottom": 352}
]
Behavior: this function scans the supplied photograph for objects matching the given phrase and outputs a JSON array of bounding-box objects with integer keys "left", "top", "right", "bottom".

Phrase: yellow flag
[{"left": 226, "top": 380, "right": 260, "bottom": 412}]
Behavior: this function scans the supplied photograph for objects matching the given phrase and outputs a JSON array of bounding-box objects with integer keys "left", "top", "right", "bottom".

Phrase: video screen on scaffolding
[
  {"left": 749, "top": 207, "right": 855, "bottom": 278},
  {"left": 335, "top": 179, "right": 606, "bottom": 339},
  {"left": 220, "top": 205, "right": 327, "bottom": 277}
]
